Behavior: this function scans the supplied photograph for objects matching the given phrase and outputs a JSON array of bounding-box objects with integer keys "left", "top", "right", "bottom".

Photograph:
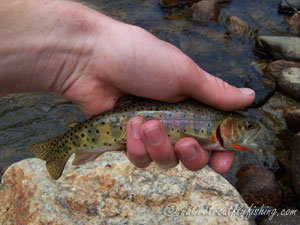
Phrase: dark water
[{"left": 1, "top": 0, "right": 300, "bottom": 207}]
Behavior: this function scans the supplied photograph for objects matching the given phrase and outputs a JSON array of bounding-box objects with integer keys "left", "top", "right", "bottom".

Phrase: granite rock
[{"left": 0, "top": 152, "right": 255, "bottom": 225}]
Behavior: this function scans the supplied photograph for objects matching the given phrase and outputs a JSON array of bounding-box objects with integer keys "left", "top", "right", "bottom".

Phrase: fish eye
[{"left": 245, "top": 121, "right": 255, "bottom": 129}]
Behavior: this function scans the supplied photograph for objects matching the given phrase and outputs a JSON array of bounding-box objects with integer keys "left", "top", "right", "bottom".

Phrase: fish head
[{"left": 219, "top": 116, "right": 262, "bottom": 151}]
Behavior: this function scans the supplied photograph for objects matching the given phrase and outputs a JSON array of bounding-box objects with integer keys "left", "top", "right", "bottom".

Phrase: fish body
[{"left": 30, "top": 98, "right": 262, "bottom": 179}]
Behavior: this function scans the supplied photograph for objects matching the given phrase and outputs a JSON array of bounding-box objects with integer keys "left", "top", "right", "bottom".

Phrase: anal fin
[{"left": 72, "top": 152, "right": 105, "bottom": 166}]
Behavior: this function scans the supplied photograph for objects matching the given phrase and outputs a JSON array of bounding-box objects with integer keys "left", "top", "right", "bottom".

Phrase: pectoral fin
[{"left": 72, "top": 152, "right": 105, "bottom": 165}]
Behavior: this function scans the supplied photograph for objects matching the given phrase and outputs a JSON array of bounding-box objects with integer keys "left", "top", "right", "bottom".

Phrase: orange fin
[
  {"left": 211, "top": 136, "right": 217, "bottom": 143},
  {"left": 232, "top": 143, "right": 250, "bottom": 151},
  {"left": 72, "top": 152, "right": 104, "bottom": 165}
]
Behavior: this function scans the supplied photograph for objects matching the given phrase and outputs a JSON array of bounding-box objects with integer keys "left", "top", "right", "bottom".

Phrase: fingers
[
  {"left": 126, "top": 117, "right": 178, "bottom": 169},
  {"left": 174, "top": 138, "right": 210, "bottom": 171},
  {"left": 139, "top": 120, "right": 178, "bottom": 169},
  {"left": 126, "top": 116, "right": 152, "bottom": 168},
  {"left": 127, "top": 117, "right": 234, "bottom": 173},
  {"left": 180, "top": 65, "right": 255, "bottom": 111},
  {"left": 211, "top": 150, "right": 235, "bottom": 174}
]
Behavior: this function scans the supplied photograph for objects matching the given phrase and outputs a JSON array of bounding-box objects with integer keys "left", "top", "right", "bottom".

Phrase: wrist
[{"left": 0, "top": 0, "right": 114, "bottom": 95}]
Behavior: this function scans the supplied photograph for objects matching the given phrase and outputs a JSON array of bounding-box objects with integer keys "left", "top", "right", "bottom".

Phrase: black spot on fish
[
  {"left": 96, "top": 130, "right": 99, "bottom": 134},
  {"left": 85, "top": 125, "right": 88, "bottom": 129},
  {"left": 120, "top": 127, "right": 123, "bottom": 130},
  {"left": 106, "top": 131, "right": 110, "bottom": 135},
  {"left": 75, "top": 136, "right": 79, "bottom": 139},
  {"left": 69, "top": 147, "right": 71, "bottom": 150},
  {"left": 102, "top": 122, "right": 105, "bottom": 125},
  {"left": 114, "top": 138, "right": 117, "bottom": 142},
  {"left": 83, "top": 144, "right": 87, "bottom": 147},
  {"left": 88, "top": 130, "right": 91, "bottom": 133},
  {"left": 81, "top": 133, "right": 85, "bottom": 137},
  {"left": 92, "top": 138, "right": 95, "bottom": 142}
]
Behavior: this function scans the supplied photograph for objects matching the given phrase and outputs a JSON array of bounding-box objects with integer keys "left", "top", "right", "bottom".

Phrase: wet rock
[
  {"left": 256, "top": 35, "right": 300, "bottom": 61},
  {"left": 226, "top": 16, "right": 248, "bottom": 36},
  {"left": 250, "top": 76, "right": 275, "bottom": 107},
  {"left": 0, "top": 152, "right": 254, "bottom": 225},
  {"left": 257, "top": 211, "right": 300, "bottom": 225},
  {"left": 160, "top": 0, "right": 188, "bottom": 8},
  {"left": 291, "top": 133, "right": 300, "bottom": 199},
  {"left": 236, "top": 164, "right": 282, "bottom": 208},
  {"left": 286, "top": 109, "right": 300, "bottom": 133},
  {"left": 278, "top": 67, "right": 300, "bottom": 101},
  {"left": 266, "top": 60, "right": 300, "bottom": 79},
  {"left": 189, "top": 0, "right": 220, "bottom": 22},
  {"left": 279, "top": 0, "right": 300, "bottom": 14}
]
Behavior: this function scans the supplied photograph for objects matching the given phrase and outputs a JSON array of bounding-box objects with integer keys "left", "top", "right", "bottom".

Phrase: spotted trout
[{"left": 30, "top": 98, "right": 263, "bottom": 179}]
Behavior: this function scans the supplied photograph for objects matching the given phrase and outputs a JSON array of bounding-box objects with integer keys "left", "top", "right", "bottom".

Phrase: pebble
[{"left": 236, "top": 164, "right": 282, "bottom": 208}]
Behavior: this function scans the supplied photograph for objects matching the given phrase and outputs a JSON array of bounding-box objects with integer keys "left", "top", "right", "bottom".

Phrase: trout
[{"left": 30, "top": 98, "right": 263, "bottom": 179}]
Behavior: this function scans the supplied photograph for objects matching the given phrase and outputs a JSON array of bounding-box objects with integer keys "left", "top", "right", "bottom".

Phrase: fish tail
[{"left": 30, "top": 138, "right": 71, "bottom": 180}]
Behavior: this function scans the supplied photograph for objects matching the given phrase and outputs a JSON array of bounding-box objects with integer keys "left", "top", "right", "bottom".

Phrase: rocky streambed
[{"left": 1, "top": 0, "right": 300, "bottom": 224}]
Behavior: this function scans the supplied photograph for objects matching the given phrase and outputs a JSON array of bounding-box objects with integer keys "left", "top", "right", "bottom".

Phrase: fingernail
[
  {"left": 239, "top": 88, "right": 255, "bottom": 96},
  {"left": 177, "top": 145, "right": 197, "bottom": 161},
  {"left": 131, "top": 120, "right": 143, "bottom": 139},
  {"left": 144, "top": 126, "right": 163, "bottom": 146}
]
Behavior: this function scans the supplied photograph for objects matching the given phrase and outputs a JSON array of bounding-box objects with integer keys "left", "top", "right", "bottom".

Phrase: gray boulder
[
  {"left": 278, "top": 67, "right": 300, "bottom": 101},
  {"left": 257, "top": 35, "right": 300, "bottom": 61}
]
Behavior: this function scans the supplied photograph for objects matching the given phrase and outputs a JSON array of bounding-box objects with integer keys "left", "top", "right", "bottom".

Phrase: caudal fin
[{"left": 30, "top": 139, "right": 71, "bottom": 180}]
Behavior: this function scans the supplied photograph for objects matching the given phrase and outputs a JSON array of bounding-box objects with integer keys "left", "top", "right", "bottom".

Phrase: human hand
[
  {"left": 0, "top": 0, "right": 255, "bottom": 173},
  {"left": 60, "top": 14, "right": 255, "bottom": 173}
]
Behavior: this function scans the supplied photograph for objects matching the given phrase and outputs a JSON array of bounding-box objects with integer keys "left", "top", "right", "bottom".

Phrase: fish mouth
[{"left": 216, "top": 125, "right": 225, "bottom": 148}]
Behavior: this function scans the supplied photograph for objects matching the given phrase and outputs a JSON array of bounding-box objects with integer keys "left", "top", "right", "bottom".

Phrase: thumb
[{"left": 182, "top": 68, "right": 255, "bottom": 111}]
